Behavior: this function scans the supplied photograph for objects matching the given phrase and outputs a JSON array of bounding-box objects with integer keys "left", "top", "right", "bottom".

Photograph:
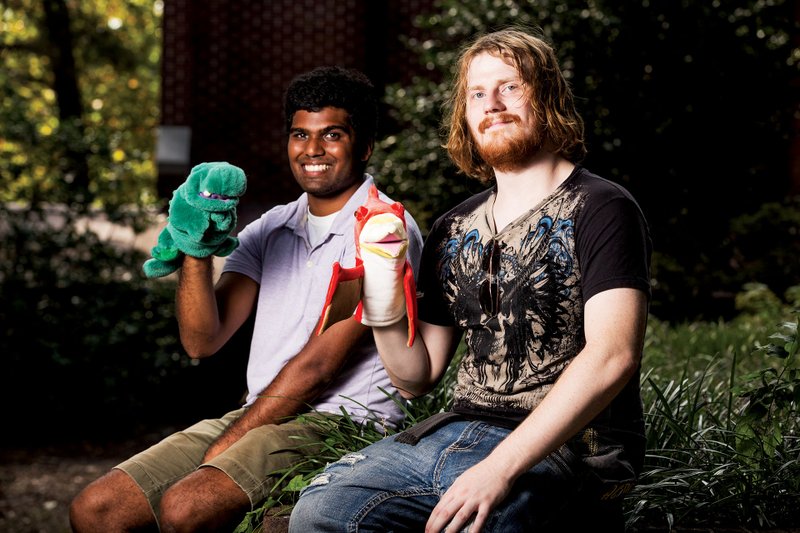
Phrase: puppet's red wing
[
  {"left": 316, "top": 260, "right": 365, "bottom": 336},
  {"left": 403, "top": 261, "right": 417, "bottom": 347}
]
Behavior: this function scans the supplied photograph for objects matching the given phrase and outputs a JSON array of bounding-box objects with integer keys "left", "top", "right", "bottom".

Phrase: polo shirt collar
[
  {"left": 284, "top": 174, "right": 375, "bottom": 238},
  {"left": 329, "top": 174, "right": 375, "bottom": 236}
]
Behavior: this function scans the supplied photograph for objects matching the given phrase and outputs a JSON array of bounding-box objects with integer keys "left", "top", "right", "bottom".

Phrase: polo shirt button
[{"left": 306, "top": 261, "right": 314, "bottom": 268}]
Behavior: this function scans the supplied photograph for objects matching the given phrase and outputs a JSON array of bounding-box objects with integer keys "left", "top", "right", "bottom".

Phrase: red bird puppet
[{"left": 316, "top": 185, "right": 416, "bottom": 346}]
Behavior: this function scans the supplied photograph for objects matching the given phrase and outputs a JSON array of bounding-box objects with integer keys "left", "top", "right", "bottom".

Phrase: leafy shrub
[
  {"left": 650, "top": 196, "right": 800, "bottom": 322},
  {"left": 0, "top": 204, "right": 244, "bottom": 442},
  {"left": 628, "top": 289, "right": 800, "bottom": 530}
]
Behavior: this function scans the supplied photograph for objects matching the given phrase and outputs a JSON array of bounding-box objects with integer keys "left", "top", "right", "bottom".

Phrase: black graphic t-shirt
[{"left": 418, "top": 166, "right": 651, "bottom": 430}]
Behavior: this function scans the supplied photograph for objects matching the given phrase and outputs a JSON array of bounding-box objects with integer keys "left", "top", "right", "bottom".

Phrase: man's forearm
[
  {"left": 205, "top": 319, "right": 369, "bottom": 460},
  {"left": 241, "top": 319, "right": 370, "bottom": 430},
  {"left": 373, "top": 319, "right": 458, "bottom": 399},
  {"left": 484, "top": 288, "right": 647, "bottom": 481},
  {"left": 176, "top": 256, "right": 222, "bottom": 357},
  {"left": 372, "top": 319, "right": 437, "bottom": 399}
]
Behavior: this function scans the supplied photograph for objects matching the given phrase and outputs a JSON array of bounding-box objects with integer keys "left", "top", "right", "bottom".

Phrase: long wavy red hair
[{"left": 444, "top": 29, "right": 586, "bottom": 183}]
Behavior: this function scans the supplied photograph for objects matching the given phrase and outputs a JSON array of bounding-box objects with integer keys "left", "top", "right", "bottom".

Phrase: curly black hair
[{"left": 284, "top": 66, "right": 378, "bottom": 155}]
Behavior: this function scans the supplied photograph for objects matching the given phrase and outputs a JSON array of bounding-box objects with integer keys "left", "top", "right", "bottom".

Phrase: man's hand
[{"left": 425, "top": 459, "right": 514, "bottom": 533}]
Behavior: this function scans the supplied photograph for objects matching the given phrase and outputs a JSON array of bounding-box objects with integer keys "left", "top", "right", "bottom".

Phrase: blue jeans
[{"left": 289, "top": 419, "right": 582, "bottom": 532}]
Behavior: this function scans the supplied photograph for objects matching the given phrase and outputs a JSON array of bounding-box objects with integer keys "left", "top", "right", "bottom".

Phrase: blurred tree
[
  {"left": 42, "top": 0, "right": 90, "bottom": 203},
  {"left": 368, "top": 0, "right": 799, "bottom": 320},
  {"left": 0, "top": 0, "right": 162, "bottom": 222}
]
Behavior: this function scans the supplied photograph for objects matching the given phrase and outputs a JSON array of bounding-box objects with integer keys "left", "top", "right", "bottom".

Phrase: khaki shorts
[{"left": 115, "top": 408, "right": 329, "bottom": 515}]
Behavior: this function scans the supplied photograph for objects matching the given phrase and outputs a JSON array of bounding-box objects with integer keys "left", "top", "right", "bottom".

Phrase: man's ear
[{"left": 360, "top": 141, "right": 374, "bottom": 162}]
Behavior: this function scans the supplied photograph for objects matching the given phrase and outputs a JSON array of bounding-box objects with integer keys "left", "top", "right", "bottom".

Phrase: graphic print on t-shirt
[
  {"left": 435, "top": 190, "right": 585, "bottom": 417},
  {"left": 419, "top": 166, "right": 651, "bottom": 421}
]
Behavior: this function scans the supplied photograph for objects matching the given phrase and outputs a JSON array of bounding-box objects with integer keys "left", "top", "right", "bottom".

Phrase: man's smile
[
  {"left": 302, "top": 163, "right": 333, "bottom": 173},
  {"left": 479, "top": 113, "right": 521, "bottom": 134}
]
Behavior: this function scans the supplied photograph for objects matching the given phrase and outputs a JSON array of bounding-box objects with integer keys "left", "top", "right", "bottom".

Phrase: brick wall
[{"left": 159, "top": 0, "right": 437, "bottom": 227}]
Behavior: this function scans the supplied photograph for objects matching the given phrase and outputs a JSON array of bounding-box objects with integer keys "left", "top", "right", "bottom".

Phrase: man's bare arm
[
  {"left": 372, "top": 318, "right": 461, "bottom": 399},
  {"left": 176, "top": 257, "right": 258, "bottom": 358},
  {"left": 204, "top": 317, "right": 370, "bottom": 461}
]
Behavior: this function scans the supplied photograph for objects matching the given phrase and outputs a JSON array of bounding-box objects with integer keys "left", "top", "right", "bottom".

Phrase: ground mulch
[{"left": 0, "top": 430, "right": 170, "bottom": 533}]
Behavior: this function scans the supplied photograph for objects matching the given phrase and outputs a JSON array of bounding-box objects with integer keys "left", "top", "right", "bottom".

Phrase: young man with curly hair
[{"left": 70, "top": 66, "right": 423, "bottom": 532}]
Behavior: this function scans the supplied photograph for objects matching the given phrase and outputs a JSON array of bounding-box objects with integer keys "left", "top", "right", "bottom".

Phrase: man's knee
[
  {"left": 289, "top": 470, "right": 351, "bottom": 533},
  {"left": 159, "top": 467, "right": 250, "bottom": 532},
  {"left": 70, "top": 469, "right": 153, "bottom": 532},
  {"left": 159, "top": 489, "right": 197, "bottom": 533},
  {"left": 288, "top": 490, "right": 325, "bottom": 533},
  {"left": 69, "top": 481, "right": 106, "bottom": 530}
]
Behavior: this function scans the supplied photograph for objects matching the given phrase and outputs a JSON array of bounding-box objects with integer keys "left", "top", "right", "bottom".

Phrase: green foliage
[
  {"left": 0, "top": 203, "right": 202, "bottom": 440},
  {"left": 629, "top": 289, "right": 800, "bottom": 529},
  {"left": 652, "top": 197, "right": 800, "bottom": 321},
  {"left": 0, "top": 0, "right": 162, "bottom": 220},
  {"left": 735, "top": 314, "right": 799, "bottom": 466},
  {"left": 726, "top": 197, "right": 800, "bottom": 304},
  {"left": 367, "top": 0, "right": 799, "bottom": 322}
]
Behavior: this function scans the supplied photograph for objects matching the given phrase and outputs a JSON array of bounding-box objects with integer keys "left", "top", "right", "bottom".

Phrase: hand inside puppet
[
  {"left": 143, "top": 161, "right": 247, "bottom": 278},
  {"left": 316, "top": 185, "right": 417, "bottom": 346}
]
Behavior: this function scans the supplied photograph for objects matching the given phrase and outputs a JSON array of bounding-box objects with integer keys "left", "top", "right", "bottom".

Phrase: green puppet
[{"left": 143, "top": 161, "right": 247, "bottom": 278}]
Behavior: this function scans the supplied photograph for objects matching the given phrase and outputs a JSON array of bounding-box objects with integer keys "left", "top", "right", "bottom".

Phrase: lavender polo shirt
[{"left": 222, "top": 176, "right": 422, "bottom": 428}]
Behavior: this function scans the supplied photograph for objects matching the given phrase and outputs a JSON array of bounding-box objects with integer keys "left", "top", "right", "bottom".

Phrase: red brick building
[{"left": 156, "top": 0, "right": 436, "bottom": 226}]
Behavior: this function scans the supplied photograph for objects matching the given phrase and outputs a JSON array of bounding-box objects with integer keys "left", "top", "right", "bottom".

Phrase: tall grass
[{"left": 627, "top": 285, "right": 800, "bottom": 530}]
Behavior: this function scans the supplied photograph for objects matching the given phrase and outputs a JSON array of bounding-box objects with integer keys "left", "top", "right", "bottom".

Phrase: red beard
[{"left": 475, "top": 113, "right": 544, "bottom": 172}]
